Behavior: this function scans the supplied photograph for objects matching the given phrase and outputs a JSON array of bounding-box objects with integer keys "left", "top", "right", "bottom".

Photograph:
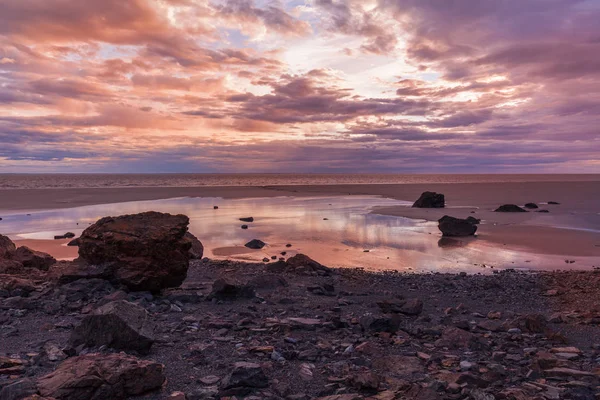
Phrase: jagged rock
[
  {"left": 267, "top": 254, "right": 332, "bottom": 276},
  {"left": 69, "top": 300, "right": 156, "bottom": 354},
  {"left": 0, "top": 234, "right": 16, "bottom": 258},
  {"left": 0, "top": 275, "right": 37, "bottom": 294},
  {"left": 494, "top": 204, "right": 528, "bottom": 213},
  {"left": 412, "top": 191, "right": 445, "bottom": 208},
  {"left": 37, "top": 353, "right": 165, "bottom": 400},
  {"left": 438, "top": 216, "right": 478, "bottom": 237},
  {"left": 77, "top": 211, "right": 192, "bottom": 292},
  {"left": 524, "top": 203, "right": 539, "bottom": 209},
  {"left": 13, "top": 246, "right": 56, "bottom": 271},
  {"left": 221, "top": 362, "right": 268, "bottom": 389},
  {"left": 244, "top": 239, "right": 265, "bottom": 249},
  {"left": 184, "top": 232, "right": 204, "bottom": 259},
  {"left": 210, "top": 279, "right": 255, "bottom": 300},
  {"left": 67, "top": 238, "right": 80, "bottom": 246},
  {"left": 239, "top": 217, "right": 254, "bottom": 223}
]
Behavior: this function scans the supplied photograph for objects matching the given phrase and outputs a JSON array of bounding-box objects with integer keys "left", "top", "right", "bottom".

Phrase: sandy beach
[{"left": 1, "top": 180, "right": 599, "bottom": 260}]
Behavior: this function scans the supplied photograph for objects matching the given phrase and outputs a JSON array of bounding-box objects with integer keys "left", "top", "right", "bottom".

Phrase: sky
[{"left": 0, "top": 0, "right": 599, "bottom": 173}]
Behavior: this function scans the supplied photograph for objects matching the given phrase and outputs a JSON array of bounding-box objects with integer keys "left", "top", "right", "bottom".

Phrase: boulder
[
  {"left": 435, "top": 327, "right": 476, "bottom": 349},
  {"left": 0, "top": 234, "right": 16, "bottom": 258},
  {"left": 37, "top": 353, "right": 165, "bottom": 400},
  {"left": 77, "top": 211, "right": 192, "bottom": 292},
  {"left": 465, "top": 216, "right": 481, "bottom": 225},
  {"left": 524, "top": 203, "right": 539, "bottom": 209},
  {"left": 54, "top": 232, "right": 75, "bottom": 240},
  {"left": 210, "top": 279, "right": 255, "bottom": 300},
  {"left": 222, "top": 362, "right": 268, "bottom": 390},
  {"left": 438, "top": 216, "right": 478, "bottom": 237},
  {"left": 412, "top": 192, "right": 445, "bottom": 208},
  {"left": 12, "top": 246, "right": 56, "bottom": 271},
  {"left": 184, "top": 232, "right": 204, "bottom": 259},
  {"left": 67, "top": 238, "right": 81, "bottom": 247},
  {"left": 69, "top": 300, "right": 156, "bottom": 354},
  {"left": 494, "top": 204, "right": 528, "bottom": 213},
  {"left": 267, "top": 254, "right": 332, "bottom": 276},
  {"left": 244, "top": 239, "right": 265, "bottom": 249}
]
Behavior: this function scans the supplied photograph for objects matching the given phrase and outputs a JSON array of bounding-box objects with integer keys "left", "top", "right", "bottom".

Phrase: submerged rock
[
  {"left": 77, "top": 211, "right": 192, "bottom": 292},
  {"left": 239, "top": 217, "right": 254, "bottom": 222},
  {"left": 524, "top": 203, "right": 539, "bottom": 209},
  {"left": 37, "top": 353, "right": 165, "bottom": 399},
  {"left": 245, "top": 239, "right": 266, "bottom": 249},
  {"left": 438, "top": 215, "right": 478, "bottom": 237},
  {"left": 54, "top": 232, "right": 75, "bottom": 240},
  {"left": 494, "top": 204, "right": 528, "bottom": 213},
  {"left": 412, "top": 191, "right": 445, "bottom": 208},
  {"left": 69, "top": 300, "right": 156, "bottom": 354}
]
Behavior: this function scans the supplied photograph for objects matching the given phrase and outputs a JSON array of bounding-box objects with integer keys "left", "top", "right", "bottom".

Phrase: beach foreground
[{"left": 2, "top": 256, "right": 600, "bottom": 399}]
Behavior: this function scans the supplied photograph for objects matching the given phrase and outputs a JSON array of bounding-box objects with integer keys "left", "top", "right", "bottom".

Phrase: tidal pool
[{"left": 0, "top": 195, "right": 594, "bottom": 273}]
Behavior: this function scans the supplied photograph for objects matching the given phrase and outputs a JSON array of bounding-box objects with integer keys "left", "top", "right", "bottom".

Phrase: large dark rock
[
  {"left": 438, "top": 215, "right": 478, "bottom": 237},
  {"left": 77, "top": 211, "right": 192, "bottom": 292},
  {"left": 37, "top": 353, "right": 165, "bottom": 400},
  {"left": 524, "top": 203, "right": 539, "bottom": 209},
  {"left": 412, "top": 192, "right": 445, "bottom": 208},
  {"left": 69, "top": 300, "right": 156, "bottom": 354},
  {"left": 12, "top": 246, "right": 56, "bottom": 271},
  {"left": 239, "top": 217, "right": 254, "bottom": 223},
  {"left": 494, "top": 204, "right": 528, "bottom": 213},
  {"left": 244, "top": 239, "right": 266, "bottom": 249}
]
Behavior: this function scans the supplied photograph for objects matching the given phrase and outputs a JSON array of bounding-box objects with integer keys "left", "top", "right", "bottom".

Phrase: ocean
[{"left": 0, "top": 173, "right": 598, "bottom": 190}]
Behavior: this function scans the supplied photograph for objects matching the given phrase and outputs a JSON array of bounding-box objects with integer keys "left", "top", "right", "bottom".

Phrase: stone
[
  {"left": 37, "top": 353, "right": 165, "bottom": 400},
  {"left": 412, "top": 191, "right": 445, "bottom": 208},
  {"left": 248, "top": 274, "right": 288, "bottom": 289},
  {"left": 12, "top": 246, "right": 56, "bottom": 271},
  {"left": 210, "top": 279, "right": 255, "bottom": 299},
  {"left": 77, "top": 211, "right": 192, "bottom": 292},
  {"left": 0, "top": 234, "right": 16, "bottom": 258},
  {"left": 545, "top": 368, "right": 594, "bottom": 378},
  {"left": 438, "top": 215, "right": 478, "bottom": 237},
  {"left": 67, "top": 238, "right": 81, "bottom": 247},
  {"left": 69, "top": 300, "right": 156, "bottom": 354},
  {"left": 221, "top": 362, "right": 268, "bottom": 389},
  {"left": 435, "top": 327, "right": 475, "bottom": 349},
  {"left": 0, "top": 378, "right": 37, "bottom": 400},
  {"left": 239, "top": 217, "right": 254, "bottom": 222},
  {"left": 346, "top": 371, "right": 380, "bottom": 392},
  {"left": 399, "top": 298, "right": 423, "bottom": 315},
  {"left": 184, "top": 232, "right": 204, "bottom": 259},
  {"left": 267, "top": 254, "right": 332, "bottom": 276},
  {"left": 548, "top": 201, "right": 560, "bottom": 205},
  {"left": 466, "top": 216, "right": 481, "bottom": 225},
  {"left": 244, "top": 239, "right": 266, "bottom": 249},
  {"left": 524, "top": 203, "right": 539, "bottom": 209},
  {"left": 505, "top": 314, "right": 547, "bottom": 333},
  {"left": 42, "top": 341, "right": 67, "bottom": 362},
  {"left": 54, "top": 232, "right": 75, "bottom": 240},
  {"left": 241, "top": 225, "right": 248, "bottom": 229},
  {"left": 494, "top": 204, "right": 528, "bottom": 212}
]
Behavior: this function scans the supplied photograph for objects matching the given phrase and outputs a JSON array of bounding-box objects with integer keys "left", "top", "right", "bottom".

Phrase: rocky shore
[{"left": 1, "top": 212, "right": 600, "bottom": 400}]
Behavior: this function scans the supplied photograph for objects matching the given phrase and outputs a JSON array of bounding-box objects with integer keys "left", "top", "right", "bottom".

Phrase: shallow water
[{"left": 1, "top": 196, "right": 596, "bottom": 273}]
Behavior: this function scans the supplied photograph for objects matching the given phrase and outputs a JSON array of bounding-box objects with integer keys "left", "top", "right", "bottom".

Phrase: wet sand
[{"left": 1, "top": 180, "right": 599, "bottom": 261}]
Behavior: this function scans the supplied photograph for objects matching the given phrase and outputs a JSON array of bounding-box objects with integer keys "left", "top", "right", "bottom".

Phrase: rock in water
[
  {"left": 438, "top": 216, "right": 478, "bottom": 237},
  {"left": 184, "top": 232, "right": 204, "bottom": 259},
  {"left": 494, "top": 204, "right": 528, "bottom": 213},
  {"left": 244, "top": 239, "right": 266, "bottom": 249},
  {"left": 465, "top": 216, "right": 481, "bottom": 225},
  {"left": 37, "top": 353, "right": 165, "bottom": 399},
  {"left": 412, "top": 192, "right": 445, "bottom": 208},
  {"left": 12, "top": 246, "right": 56, "bottom": 271},
  {"left": 69, "top": 300, "right": 156, "bottom": 354},
  {"left": 239, "top": 217, "right": 254, "bottom": 222},
  {"left": 77, "top": 211, "right": 192, "bottom": 292},
  {"left": 524, "top": 203, "right": 539, "bottom": 209}
]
